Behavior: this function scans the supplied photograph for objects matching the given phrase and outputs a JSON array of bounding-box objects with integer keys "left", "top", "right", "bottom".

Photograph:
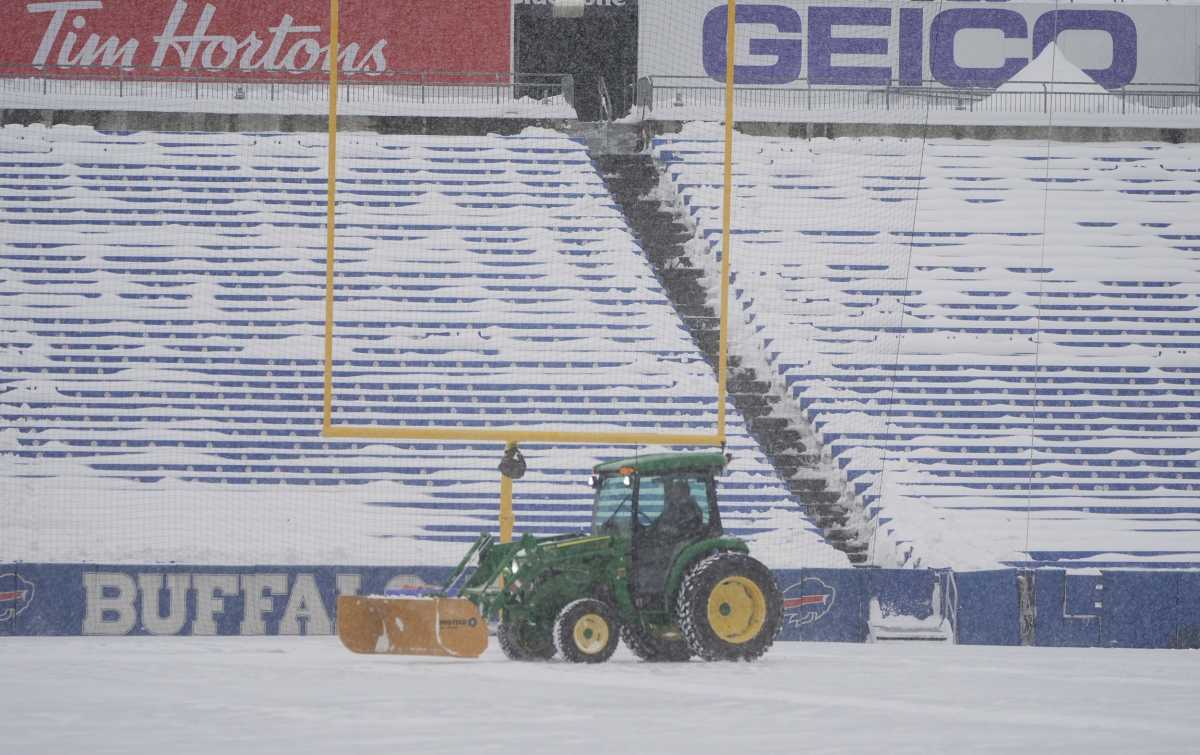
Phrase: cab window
[
  {"left": 593, "top": 475, "right": 633, "bottom": 534},
  {"left": 638, "top": 475, "right": 710, "bottom": 532}
]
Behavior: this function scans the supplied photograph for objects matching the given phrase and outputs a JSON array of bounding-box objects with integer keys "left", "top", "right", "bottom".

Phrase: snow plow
[{"left": 336, "top": 451, "right": 783, "bottom": 662}]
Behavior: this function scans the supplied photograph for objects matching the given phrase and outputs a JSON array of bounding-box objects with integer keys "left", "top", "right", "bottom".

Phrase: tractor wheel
[
  {"left": 497, "top": 617, "right": 556, "bottom": 661},
  {"left": 553, "top": 598, "right": 620, "bottom": 663},
  {"left": 620, "top": 621, "right": 693, "bottom": 662},
  {"left": 675, "top": 552, "right": 782, "bottom": 661}
]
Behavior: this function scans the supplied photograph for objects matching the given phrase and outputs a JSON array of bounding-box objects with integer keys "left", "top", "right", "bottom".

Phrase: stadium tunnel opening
[{"left": 515, "top": 0, "right": 638, "bottom": 122}]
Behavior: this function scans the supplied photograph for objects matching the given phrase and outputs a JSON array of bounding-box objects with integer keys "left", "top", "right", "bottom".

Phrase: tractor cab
[{"left": 591, "top": 452, "right": 726, "bottom": 598}]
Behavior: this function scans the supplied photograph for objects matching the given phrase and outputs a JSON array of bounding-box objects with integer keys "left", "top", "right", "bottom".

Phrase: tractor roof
[{"left": 592, "top": 451, "right": 727, "bottom": 477}]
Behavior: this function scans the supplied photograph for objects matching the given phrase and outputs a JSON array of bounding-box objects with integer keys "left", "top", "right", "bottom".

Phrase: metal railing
[
  {"left": 638, "top": 75, "right": 1200, "bottom": 119},
  {"left": 939, "top": 569, "right": 959, "bottom": 644},
  {"left": 598, "top": 75, "right": 613, "bottom": 123},
  {"left": 0, "top": 64, "right": 574, "bottom": 109}
]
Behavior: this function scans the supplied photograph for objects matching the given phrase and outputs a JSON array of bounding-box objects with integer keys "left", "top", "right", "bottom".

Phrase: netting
[
  {"left": 0, "top": 0, "right": 847, "bottom": 571},
  {"left": 3, "top": 0, "right": 1198, "bottom": 575},
  {"left": 646, "top": 0, "right": 1200, "bottom": 572},
  {"left": 320, "top": 0, "right": 842, "bottom": 569}
]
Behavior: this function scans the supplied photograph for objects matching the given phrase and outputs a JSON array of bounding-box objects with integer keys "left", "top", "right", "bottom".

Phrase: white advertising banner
[{"left": 639, "top": 0, "right": 1200, "bottom": 88}]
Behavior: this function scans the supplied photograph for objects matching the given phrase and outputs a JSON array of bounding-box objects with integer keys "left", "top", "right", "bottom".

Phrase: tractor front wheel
[
  {"left": 497, "top": 617, "right": 556, "bottom": 661},
  {"left": 553, "top": 599, "right": 620, "bottom": 663},
  {"left": 675, "top": 552, "right": 782, "bottom": 661}
]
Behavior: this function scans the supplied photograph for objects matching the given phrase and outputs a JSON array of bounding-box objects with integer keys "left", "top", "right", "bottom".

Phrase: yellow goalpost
[{"left": 320, "top": 0, "right": 739, "bottom": 539}]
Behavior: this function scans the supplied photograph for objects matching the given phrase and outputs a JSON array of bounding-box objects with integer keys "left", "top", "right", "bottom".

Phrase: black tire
[
  {"left": 675, "top": 552, "right": 782, "bottom": 661},
  {"left": 497, "top": 617, "right": 556, "bottom": 661},
  {"left": 621, "top": 621, "right": 693, "bottom": 662},
  {"left": 553, "top": 598, "right": 620, "bottom": 663}
]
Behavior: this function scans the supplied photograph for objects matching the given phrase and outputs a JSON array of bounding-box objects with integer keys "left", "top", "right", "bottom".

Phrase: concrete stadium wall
[
  {"left": 0, "top": 108, "right": 569, "bottom": 135},
  {"left": 3, "top": 565, "right": 1197, "bottom": 648},
  {"left": 4, "top": 108, "right": 1198, "bottom": 144},
  {"left": 652, "top": 119, "right": 1200, "bottom": 144}
]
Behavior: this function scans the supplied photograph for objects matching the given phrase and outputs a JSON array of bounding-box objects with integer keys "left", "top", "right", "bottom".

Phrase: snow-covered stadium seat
[
  {"left": 0, "top": 124, "right": 847, "bottom": 569},
  {"left": 653, "top": 127, "right": 1200, "bottom": 571}
]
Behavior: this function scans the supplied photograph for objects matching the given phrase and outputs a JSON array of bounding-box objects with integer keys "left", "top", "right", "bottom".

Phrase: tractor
[{"left": 336, "top": 451, "right": 783, "bottom": 662}]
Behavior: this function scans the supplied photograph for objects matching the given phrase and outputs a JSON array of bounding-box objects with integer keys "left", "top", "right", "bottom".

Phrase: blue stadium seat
[
  {"left": 652, "top": 131, "right": 1200, "bottom": 569},
  {"left": 1, "top": 126, "right": 849, "bottom": 569}
]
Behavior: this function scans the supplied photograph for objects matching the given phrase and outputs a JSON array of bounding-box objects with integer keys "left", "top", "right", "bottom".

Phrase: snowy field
[{"left": 2, "top": 638, "right": 1198, "bottom": 755}]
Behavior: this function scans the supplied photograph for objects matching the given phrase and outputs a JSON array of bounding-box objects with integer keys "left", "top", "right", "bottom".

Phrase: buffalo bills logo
[
  {"left": 0, "top": 573, "right": 35, "bottom": 622},
  {"left": 781, "top": 577, "right": 835, "bottom": 628}
]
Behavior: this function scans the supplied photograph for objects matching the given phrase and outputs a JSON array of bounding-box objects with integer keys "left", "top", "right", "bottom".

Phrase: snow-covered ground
[
  {"left": 0, "top": 124, "right": 846, "bottom": 569},
  {"left": 652, "top": 123, "right": 1200, "bottom": 571},
  {"left": 2, "top": 637, "right": 1198, "bottom": 755}
]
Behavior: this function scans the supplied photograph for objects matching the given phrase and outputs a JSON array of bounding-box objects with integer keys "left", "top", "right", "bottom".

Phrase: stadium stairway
[{"left": 595, "top": 154, "right": 869, "bottom": 564}]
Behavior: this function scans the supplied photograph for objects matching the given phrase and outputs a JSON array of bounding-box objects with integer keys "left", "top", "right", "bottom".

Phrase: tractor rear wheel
[
  {"left": 553, "top": 598, "right": 620, "bottom": 663},
  {"left": 621, "top": 622, "right": 693, "bottom": 662},
  {"left": 675, "top": 552, "right": 782, "bottom": 661},
  {"left": 497, "top": 617, "right": 556, "bottom": 661}
]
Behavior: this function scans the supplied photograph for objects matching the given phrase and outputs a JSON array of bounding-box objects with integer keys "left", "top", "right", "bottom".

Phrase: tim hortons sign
[{"left": 8, "top": 0, "right": 512, "bottom": 78}]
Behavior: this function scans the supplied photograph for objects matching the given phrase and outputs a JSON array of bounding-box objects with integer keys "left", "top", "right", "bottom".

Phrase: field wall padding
[{"left": 3, "top": 565, "right": 1198, "bottom": 648}]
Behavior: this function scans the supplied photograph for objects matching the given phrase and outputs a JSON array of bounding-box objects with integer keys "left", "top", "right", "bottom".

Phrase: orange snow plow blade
[{"left": 335, "top": 596, "right": 488, "bottom": 657}]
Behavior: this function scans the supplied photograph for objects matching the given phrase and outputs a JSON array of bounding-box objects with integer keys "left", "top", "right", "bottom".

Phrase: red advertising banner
[{"left": 3, "top": 0, "right": 511, "bottom": 78}]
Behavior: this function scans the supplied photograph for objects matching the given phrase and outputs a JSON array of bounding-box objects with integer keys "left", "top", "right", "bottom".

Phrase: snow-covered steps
[
  {"left": 0, "top": 124, "right": 847, "bottom": 569},
  {"left": 867, "top": 606, "right": 955, "bottom": 643},
  {"left": 652, "top": 124, "right": 1200, "bottom": 570}
]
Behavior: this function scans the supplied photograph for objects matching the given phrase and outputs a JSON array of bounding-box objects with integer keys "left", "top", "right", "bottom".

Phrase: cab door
[{"left": 631, "top": 474, "right": 716, "bottom": 599}]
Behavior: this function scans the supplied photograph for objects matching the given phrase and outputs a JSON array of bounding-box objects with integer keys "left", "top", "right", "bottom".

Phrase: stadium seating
[
  {"left": 652, "top": 126, "right": 1200, "bottom": 570},
  {"left": 0, "top": 124, "right": 847, "bottom": 568}
]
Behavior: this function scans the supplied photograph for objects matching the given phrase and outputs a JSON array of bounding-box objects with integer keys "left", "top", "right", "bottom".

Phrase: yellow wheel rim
[
  {"left": 573, "top": 613, "right": 610, "bottom": 655},
  {"left": 706, "top": 576, "right": 767, "bottom": 644}
]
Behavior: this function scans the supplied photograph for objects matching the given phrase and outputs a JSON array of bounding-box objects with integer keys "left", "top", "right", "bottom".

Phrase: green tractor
[{"left": 336, "top": 451, "right": 783, "bottom": 663}]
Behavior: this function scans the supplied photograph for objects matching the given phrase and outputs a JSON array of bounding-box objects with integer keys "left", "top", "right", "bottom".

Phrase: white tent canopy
[{"left": 995, "top": 42, "right": 1111, "bottom": 95}]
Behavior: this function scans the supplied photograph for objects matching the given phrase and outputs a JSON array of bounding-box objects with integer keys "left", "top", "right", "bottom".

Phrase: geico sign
[{"left": 702, "top": 4, "right": 1137, "bottom": 89}]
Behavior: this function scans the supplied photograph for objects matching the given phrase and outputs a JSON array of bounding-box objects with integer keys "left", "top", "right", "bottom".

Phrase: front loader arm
[{"left": 438, "top": 531, "right": 495, "bottom": 596}]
